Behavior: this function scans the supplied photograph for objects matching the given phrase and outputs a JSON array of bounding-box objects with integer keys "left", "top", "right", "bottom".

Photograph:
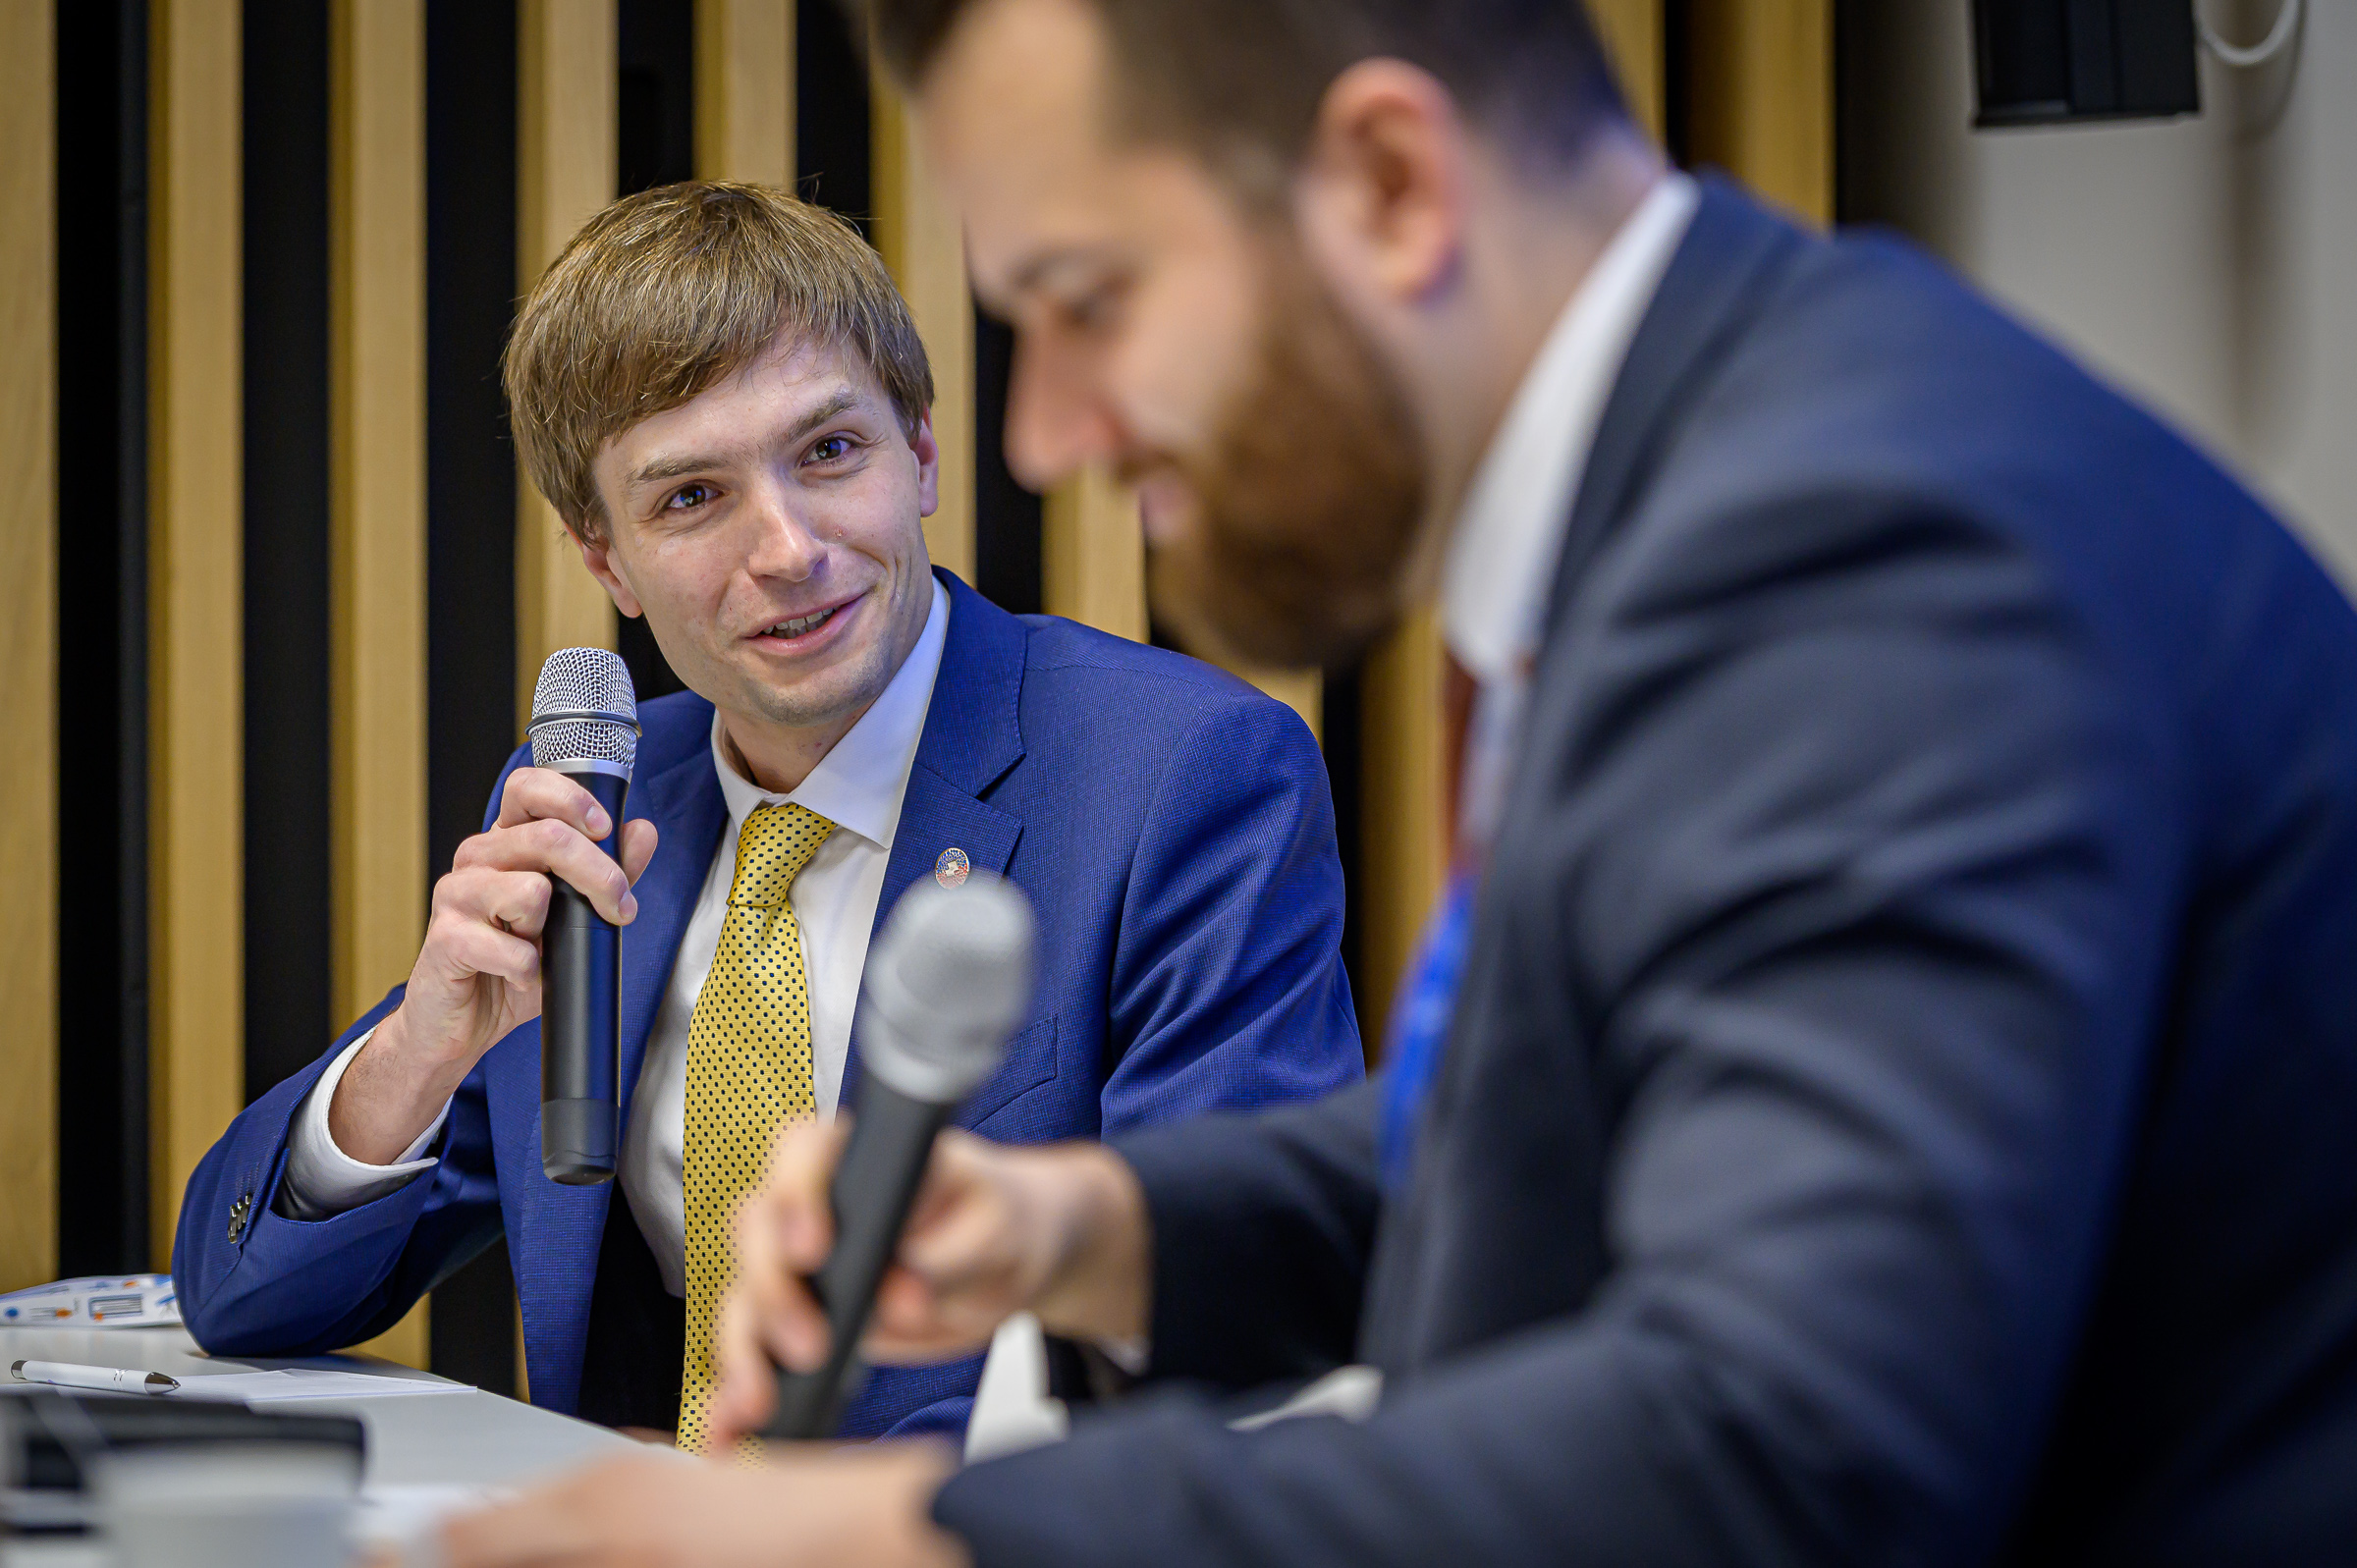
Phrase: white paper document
[{"left": 172, "top": 1369, "right": 472, "bottom": 1402}]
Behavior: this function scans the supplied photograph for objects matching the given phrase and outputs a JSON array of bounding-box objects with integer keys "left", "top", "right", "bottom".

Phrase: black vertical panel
[
  {"left": 1319, "top": 667, "right": 1367, "bottom": 1061},
  {"left": 971, "top": 309, "right": 1041, "bottom": 615},
  {"left": 242, "top": 0, "right": 334, "bottom": 1102},
  {"left": 55, "top": 0, "right": 151, "bottom": 1277},
  {"left": 613, "top": 0, "right": 694, "bottom": 705},
  {"left": 424, "top": 0, "right": 521, "bottom": 1398},
  {"left": 618, "top": 0, "right": 694, "bottom": 197},
  {"left": 1662, "top": 0, "right": 1693, "bottom": 169},
  {"left": 797, "top": 0, "right": 871, "bottom": 229}
]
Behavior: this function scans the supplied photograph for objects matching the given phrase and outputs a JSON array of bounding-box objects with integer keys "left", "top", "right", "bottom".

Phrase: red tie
[{"left": 1442, "top": 651, "right": 1479, "bottom": 867}]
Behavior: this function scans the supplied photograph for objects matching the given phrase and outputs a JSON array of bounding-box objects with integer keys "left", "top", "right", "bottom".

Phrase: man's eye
[
  {"left": 665, "top": 483, "right": 715, "bottom": 512},
  {"left": 809, "top": 436, "right": 855, "bottom": 463},
  {"left": 1058, "top": 280, "right": 1126, "bottom": 334}
]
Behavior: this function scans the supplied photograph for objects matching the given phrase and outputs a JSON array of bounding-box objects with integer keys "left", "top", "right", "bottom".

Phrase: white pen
[{"left": 10, "top": 1359, "right": 180, "bottom": 1396}]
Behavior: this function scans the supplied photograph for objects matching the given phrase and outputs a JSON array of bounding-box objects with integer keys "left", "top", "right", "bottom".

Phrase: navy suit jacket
[
  {"left": 174, "top": 572, "right": 1362, "bottom": 1437},
  {"left": 935, "top": 184, "right": 2357, "bottom": 1563}
]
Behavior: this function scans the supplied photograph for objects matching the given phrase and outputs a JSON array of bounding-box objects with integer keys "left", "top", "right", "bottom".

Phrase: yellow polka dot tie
[{"left": 678, "top": 801, "right": 834, "bottom": 1455}]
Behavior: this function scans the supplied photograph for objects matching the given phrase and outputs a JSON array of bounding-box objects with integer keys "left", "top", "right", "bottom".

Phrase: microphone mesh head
[
  {"left": 859, "top": 872, "right": 1035, "bottom": 1104},
  {"left": 527, "top": 647, "right": 640, "bottom": 772}
]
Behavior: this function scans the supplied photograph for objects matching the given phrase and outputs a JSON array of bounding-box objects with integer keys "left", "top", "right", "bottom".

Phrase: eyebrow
[
  {"left": 622, "top": 387, "right": 869, "bottom": 493},
  {"left": 1005, "top": 245, "right": 1122, "bottom": 300}
]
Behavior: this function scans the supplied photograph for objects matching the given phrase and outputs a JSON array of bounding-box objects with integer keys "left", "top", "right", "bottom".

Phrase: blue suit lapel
[
  {"left": 495, "top": 720, "right": 728, "bottom": 1413},
  {"left": 842, "top": 573, "right": 1029, "bottom": 1104}
]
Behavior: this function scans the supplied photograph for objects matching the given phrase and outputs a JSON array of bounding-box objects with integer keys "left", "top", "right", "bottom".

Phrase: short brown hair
[
  {"left": 505, "top": 181, "right": 935, "bottom": 541},
  {"left": 862, "top": 0, "right": 1625, "bottom": 192}
]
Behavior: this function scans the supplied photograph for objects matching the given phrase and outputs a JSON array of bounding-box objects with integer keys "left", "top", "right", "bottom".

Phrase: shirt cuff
[
  {"left": 1095, "top": 1337, "right": 1150, "bottom": 1377},
  {"left": 276, "top": 1026, "right": 450, "bottom": 1221}
]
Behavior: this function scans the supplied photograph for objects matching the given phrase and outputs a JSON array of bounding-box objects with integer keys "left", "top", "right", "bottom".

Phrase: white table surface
[
  {"left": 0, "top": 1324, "right": 630, "bottom": 1489},
  {"left": 1, "top": 1323, "right": 636, "bottom": 1564}
]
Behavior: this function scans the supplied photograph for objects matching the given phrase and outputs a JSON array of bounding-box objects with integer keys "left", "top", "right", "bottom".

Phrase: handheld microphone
[
  {"left": 764, "top": 872, "right": 1036, "bottom": 1439},
  {"left": 526, "top": 647, "right": 640, "bottom": 1186}
]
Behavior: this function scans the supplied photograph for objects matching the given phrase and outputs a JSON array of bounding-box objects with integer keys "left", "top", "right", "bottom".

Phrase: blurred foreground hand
[
  {"left": 707, "top": 1117, "right": 1152, "bottom": 1446},
  {"left": 436, "top": 1443, "right": 963, "bottom": 1568}
]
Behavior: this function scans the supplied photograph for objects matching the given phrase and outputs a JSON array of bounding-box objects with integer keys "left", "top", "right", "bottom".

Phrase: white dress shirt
[
  {"left": 282, "top": 580, "right": 952, "bottom": 1300},
  {"left": 1443, "top": 172, "right": 1698, "bottom": 852}
]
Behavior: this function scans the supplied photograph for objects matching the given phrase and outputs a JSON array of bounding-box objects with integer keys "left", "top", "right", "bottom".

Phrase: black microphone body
[
  {"left": 527, "top": 648, "right": 641, "bottom": 1186},
  {"left": 766, "top": 1077, "right": 959, "bottom": 1438},
  {"left": 540, "top": 767, "right": 629, "bottom": 1184},
  {"left": 764, "top": 874, "right": 1036, "bottom": 1440}
]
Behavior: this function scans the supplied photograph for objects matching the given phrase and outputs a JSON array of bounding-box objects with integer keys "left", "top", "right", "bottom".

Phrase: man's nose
[
  {"left": 742, "top": 488, "right": 826, "bottom": 579},
  {"left": 1003, "top": 331, "right": 1124, "bottom": 493}
]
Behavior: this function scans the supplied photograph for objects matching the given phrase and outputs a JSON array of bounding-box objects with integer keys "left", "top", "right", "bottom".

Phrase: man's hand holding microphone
[
  {"left": 327, "top": 765, "right": 657, "bottom": 1166},
  {"left": 706, "top": 1119, "right": 1154, "bottom": 1445}
]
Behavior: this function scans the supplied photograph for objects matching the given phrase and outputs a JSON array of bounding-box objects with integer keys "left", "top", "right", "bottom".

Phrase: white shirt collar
[
  {"left": 1442, "top": 173, "right": 1699, "bottom": 687},
  {"left": 708, "top": 576, "right": 952, "bottom": 849}
]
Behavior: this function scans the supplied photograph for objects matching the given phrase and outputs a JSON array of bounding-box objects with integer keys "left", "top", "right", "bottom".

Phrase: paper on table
[{"left": 173, "top": 1369, "right": 472, "bottom": 1402}]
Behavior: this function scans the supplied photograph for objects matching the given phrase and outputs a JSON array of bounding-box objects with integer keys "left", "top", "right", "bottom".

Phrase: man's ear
[
  {"left": 576, "top": 527, "right": 646, "bottom": 619},
  {"left": 909, "top": 409, "right": 942, "bottom": 520},
  {"left": 1293, "top": 59, "right": 1468, "bottom": 309}
]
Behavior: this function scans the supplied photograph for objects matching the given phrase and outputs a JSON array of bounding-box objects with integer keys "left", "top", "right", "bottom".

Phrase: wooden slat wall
[
  {"left": 696, "top": 0, "right": 794, "bottom": 186},
  {"left": 1591, "top": 0, "right": 1668, "bottom": 138},
  {"left": 1353, "top": 608, "right": 1448, "bottom": 1054},
  {"left": 869, "top": 70, "right": 976, "bottom": 584},
  {"left": 1042, "top": 468, "right": 1147, "bottom": 643},
  {"left": 148, "top": 0, "right": 246, "bottom": 1266},
  {"left": 1350, "top": 1, "right": 1665, "bottom": 1054},
  {"left": 1684, "top": 0, "right": 1834, "bottom": 224},
  {"left": 332, "top": 0, "right": 430, "bottom": 1371},
  {"left": 517, "top": 0, "right": 619, "bottom": 728},
  {"left": 0, "top": 0, "right": 57, "bottom": 1293}
]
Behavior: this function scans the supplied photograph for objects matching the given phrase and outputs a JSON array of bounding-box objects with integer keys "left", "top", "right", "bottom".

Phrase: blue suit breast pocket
[{"left": 956, "top": 1016, "right": 1059, "bottom": 1139}]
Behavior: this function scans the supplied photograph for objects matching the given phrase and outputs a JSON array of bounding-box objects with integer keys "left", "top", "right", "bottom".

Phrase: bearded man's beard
[{"left": 1143, "top": 246, "right": 1428, "bottom": 671}]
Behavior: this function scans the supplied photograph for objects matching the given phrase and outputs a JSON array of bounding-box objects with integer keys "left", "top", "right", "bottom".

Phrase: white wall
[{"left": 1839, "top": 0, "right": 2357, "bottom": 591}]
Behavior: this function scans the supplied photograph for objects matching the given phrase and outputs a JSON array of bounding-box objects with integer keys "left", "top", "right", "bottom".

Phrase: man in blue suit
[{"left": 172, "top": 182, "right": 1360, "bottom": 1446}]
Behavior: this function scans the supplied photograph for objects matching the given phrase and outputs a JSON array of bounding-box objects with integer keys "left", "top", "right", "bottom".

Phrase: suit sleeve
[
  {"left": 1112, "top": 1081, "right": 1382, "bottom": 1391},
  {"left": 933, "top": 493, "right": 2185, "bottom": 1568},
  {"left": 1098, "top": 690, "right": 1364, "bottom": 1132},
  {"left": 173, "top": 746, "right": 534, "bottom": 1356},
  {"left": 172, "top": 990, "right": 507, "bottom": 1355}
]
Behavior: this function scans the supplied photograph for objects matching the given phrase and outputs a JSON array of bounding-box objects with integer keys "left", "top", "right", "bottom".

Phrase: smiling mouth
[{"left": 757, "top": 603, "right": 846, "bottom": 640}]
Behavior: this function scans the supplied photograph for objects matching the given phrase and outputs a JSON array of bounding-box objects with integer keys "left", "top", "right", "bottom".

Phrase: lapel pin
[{"left": 934, "top": 846, "right": 971, "bottom": 889}]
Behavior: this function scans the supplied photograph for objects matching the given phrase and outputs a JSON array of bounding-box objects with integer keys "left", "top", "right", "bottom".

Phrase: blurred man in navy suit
[
  {"left": 174, "top": 183, "right": 1360, "bottom": 1448},
  {"left": 446, "top": 2, "right": 2357, "bottom": 1564}
]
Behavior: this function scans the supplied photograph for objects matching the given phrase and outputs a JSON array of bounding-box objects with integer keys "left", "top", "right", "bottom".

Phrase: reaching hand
[
  {"left": 435, "top": 1443, "right": 966, "bottom": 1568},
  {"left": 705, "top": 1117, "right": 1154, "bottom": 1446}
]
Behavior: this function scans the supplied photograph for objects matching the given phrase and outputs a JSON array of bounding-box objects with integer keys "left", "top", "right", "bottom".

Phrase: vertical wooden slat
[
  {"left": 1683, "top": 0, "right": 1834, "bottom": 224},
  {"left": 869, "top": 69, "right": 975, "bottom": 583},
  {"left": 1354, "top": 608, "right": 1448, "bottom": 1054},
  {"left": 517, "top": 0, "right": 619, "bottom": 728},
  {"left": 1222, "top": 664, "right": 1321, "bottom": 738},
  {"left": 148, "top": 0, "right": 244, "bottom": 1267},
  {"left": 332, "top": 0, "right": 429, "bottom": 1372},
  {"left": 0, "top": 0, "right": 58, "bottom": 1292},
  {"left": 1590, "top": 0, "right": 1667, "bottom": 139},
  {"left": 695, "top": 0, "right": 793, "bottom": 186},
  {"left": 1042, "top": 467, "right": 1147, "bottom": 643}
]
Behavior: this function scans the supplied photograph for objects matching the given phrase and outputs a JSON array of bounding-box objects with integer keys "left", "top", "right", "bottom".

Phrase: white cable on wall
[{"left": 2199, "top": 0, "right": 2303, "bottom": 69}]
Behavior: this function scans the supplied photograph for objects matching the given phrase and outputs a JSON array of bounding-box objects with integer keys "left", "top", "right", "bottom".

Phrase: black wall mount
[{"left": 1972, "top": 0, "right": 2200, "bottom": 126}]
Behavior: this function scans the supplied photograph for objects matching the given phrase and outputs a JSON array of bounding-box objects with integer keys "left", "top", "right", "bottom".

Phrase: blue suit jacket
[
  {"left": 935, "top": 185, "right": 2357, "bottom": 1563},
  {"left": 174, "top": 572, "right": 1362, "bottom": 1437}
]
